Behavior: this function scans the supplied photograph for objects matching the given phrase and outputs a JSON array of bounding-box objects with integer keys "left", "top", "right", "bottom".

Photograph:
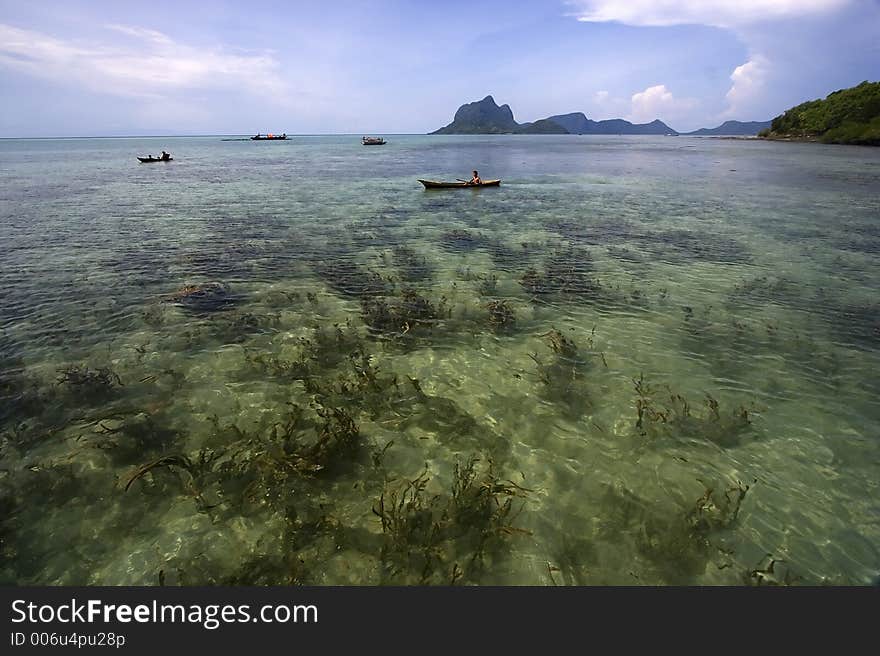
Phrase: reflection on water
[{"left": 1, "top": 135, "right": 878, "bottom": 585}]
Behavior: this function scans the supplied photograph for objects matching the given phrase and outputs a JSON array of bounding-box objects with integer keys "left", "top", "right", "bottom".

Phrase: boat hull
[
  {"left": 137, "top": 157, "right": 173, "bottom": 162},
  {"left": 418, "top": 179, "right": 501, "bottom": 189},
  {"left": 251, "top": 136, "right": 288, "bottom": 140}
]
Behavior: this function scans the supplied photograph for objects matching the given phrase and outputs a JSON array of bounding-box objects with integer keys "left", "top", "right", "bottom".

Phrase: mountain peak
[{"left": 433, "top": 95, "right": 520, "bottom": 134}]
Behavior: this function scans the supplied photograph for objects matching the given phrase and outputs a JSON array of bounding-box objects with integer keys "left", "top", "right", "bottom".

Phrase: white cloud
[
  {"left": 569, "top": 0, "right": 850, "bottom": 28},
  {"left": 0, "top": 23, "right": 289, "bottom": 101},
  {"left": 628, "top": 84, "right": 696, "bottom": 123},
  {"left": 104, "top": 24, "right": 174, "bottom": 46},
  {"left": 587, "top": 89, "right": 631, "bottom": 120},
  {"left": 723, "top": 54, "right": 770, "bottom": 117}
]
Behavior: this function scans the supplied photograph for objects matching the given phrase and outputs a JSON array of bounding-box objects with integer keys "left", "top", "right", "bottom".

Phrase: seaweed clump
[
  {"left": 57, "top": 365, "right": 123, "bottom": 403},
  {"left": 123, "top": 403, "right": 366, "bottom": 517},
  {"left": 635, "top": 480, "right": 750, "bottom": 583},
  {"left": 485, "top": 300, "right": 516, "bottom": 333},
  {"left": 361, "top": 288, "right": 449, "bottom": 340},
  {"left": 391, "top": 246, "right": 433, "bottom": 283},
  {"left": 373, "top": 457, "right": 530, "bottom": 584},
  {"left": 598, "top": 479, "right": 751, "bottom": 584},
  {"left": 315, "top": 260, "right": 389, "bottom": 298},
  {"left": 439, "top": 229, "right": 486, "bottom": 253},
  {"left": 529, "top": 328, "right": 606, "bottom": 417},
  {"left": 633, "top": 373, "right": 755, "bottom": 447},
  {"left": 520, "top": 247, "right": 603, "bottom": 301},
  {"left": 162, "top": 282, "right": 238, "bottom": 313},
  {"left": 246, "top": 321, "right": 365, "bottom": 383}
]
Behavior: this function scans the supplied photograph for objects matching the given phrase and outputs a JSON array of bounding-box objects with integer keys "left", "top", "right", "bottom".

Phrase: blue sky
[{"left": 0, "top": 0, "right": 877, "bottom": 136}]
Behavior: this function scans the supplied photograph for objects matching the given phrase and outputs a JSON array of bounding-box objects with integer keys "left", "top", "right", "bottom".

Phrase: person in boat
[
  {"left": 161, "top": 150, "right": 170, "bottom": 161},
  {"left": 469, "top": 170, "right": 482, "bottom": 185}
]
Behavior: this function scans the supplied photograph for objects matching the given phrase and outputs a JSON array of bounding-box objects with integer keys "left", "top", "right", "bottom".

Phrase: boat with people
[
  {"left": 418, "top": 179, "right": 501, "bottom": 189},
  {"left": 251, "top": 133, "right": 288, "bottom": 140},
  {"left": 362, "top": 136, "right": 386, "bottom": 145},
  {"left": 137, "top": 151, "right": 173, "bottom": 163}
]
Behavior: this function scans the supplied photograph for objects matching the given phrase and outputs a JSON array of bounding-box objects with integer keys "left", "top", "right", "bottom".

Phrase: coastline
[{"left": 759, "top": 134, "right": 878, "bottom": 146}]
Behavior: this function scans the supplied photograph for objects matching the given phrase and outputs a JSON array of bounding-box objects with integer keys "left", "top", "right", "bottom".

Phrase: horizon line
[{"left": 0, "top": 133, "right": 432, "bottom": 140}]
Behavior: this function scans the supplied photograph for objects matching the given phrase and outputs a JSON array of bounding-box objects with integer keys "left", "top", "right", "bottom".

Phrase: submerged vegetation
[
  {"left": 162, "top": 282, "right": 239, "bottom": 313},
  {"left": 0, "top": 245, "right": 858, "bottom": 585},
  {"left": 520, "top": 247, "right": 604, "bottom": 301},
  {"left": 361, "top": 288, "right": 449, "bottom": 339},
  {"left": 633, "top": 373, "right": 755, "bottom": 447},
  {"left": 1, "top": 132, "right": 877, "bottom": 587},
  {"left": 373, "top": 457, "right": 530, "bottom": 584},
  {"left": 439, "top": 229, "right": 487, "bottom": 253},
  {"left": 56, "top": 365, "right": 123, "bottom": 403},
  {"left": 529, "top": 328, "right": 607, "bottom": 417}
]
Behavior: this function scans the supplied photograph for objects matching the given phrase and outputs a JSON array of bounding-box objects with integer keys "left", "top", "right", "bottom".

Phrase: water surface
[{"left": 1, "top": 135, "right": 878, "bottom": 585}]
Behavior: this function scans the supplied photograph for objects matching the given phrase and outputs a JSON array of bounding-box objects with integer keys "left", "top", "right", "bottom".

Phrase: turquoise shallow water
[{"left": 0, "top": 134, "right": 878, "bottom": 585}]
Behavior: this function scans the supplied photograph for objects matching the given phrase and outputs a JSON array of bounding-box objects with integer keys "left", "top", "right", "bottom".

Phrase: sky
[{"left": 0, "top": 0, "right": 877, "bottom": 136}]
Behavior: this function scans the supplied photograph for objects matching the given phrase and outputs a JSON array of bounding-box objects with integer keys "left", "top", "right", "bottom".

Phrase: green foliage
[
  {"left": 372, "top": 457, "right": 531, "bottom": 584},
  {"left": 821, "top": 115, "right": 880, "bottom": 145},
  {"left": 766, "top": 81, "right": 880, "bottom": 144}
]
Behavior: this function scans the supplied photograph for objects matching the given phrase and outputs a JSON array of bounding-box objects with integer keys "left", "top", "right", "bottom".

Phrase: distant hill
[
  {"left": 430, "top": 97, "right": 675, "bottom": 135},
  {"left": 760, "top": 80, "right": 880, "bottom": 145},
  {"left": 517, "top": 118, "right": 569, "bottom": 134},
  {"left": 685, "top": 120, "right": 771, "bottom": 136},
  {"left": 547, "top": 112, "right": 677, "bottom": 135}
]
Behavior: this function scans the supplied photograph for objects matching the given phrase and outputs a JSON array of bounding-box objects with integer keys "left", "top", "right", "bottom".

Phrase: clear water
[{"left": 1, "top": 135, "right": 878, "bottom": 585}]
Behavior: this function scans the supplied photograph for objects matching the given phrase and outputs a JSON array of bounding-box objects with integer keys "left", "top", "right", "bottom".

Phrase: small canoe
[
  {"left": 362, "top": 137, "right": 386, "bottom": 145},
  {"left": 251, "top": 135, "right": 288, "bottom": 140},
  {"left": 418, "top": 179, "right": 501, "bottom": 189},
  {"left": 138, "top": 156, "right": 173, "bottom": 162}
]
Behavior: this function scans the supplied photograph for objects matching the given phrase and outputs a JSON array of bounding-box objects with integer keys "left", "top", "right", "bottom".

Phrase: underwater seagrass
[
  {"left": 373, "top": 456, "right": 530, "bottom": 585},
  {"left": 528, "top": 327, "right": 607, "bottom": 418},
  {"left": 632, "top": 373, "right": 755, "bottom": 447}
]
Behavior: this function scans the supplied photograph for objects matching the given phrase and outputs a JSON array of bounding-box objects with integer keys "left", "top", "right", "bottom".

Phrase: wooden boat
[
  {"left": 251, "top": 133, "right": 288, "bottom": 140},
  {"left": 362, "top": 136, "right": 386, "bottom": 145},
  {"left": 418, "top": 179, "right": 501, "bottom": 189},
  {"left": 138, "top": 156, "right": 173, "bottom": 162}
]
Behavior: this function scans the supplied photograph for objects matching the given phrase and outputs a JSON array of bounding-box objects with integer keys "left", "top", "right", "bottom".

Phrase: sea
[{"left": 0, "top": 134, "right": 878, "bottom": 585}]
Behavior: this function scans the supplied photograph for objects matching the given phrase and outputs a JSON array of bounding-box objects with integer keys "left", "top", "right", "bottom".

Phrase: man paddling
[{"left": 468, "top": 170, "right": 482, "bottom": 185}]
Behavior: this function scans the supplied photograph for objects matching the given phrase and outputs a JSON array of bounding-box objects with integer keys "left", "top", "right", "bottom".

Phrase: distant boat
[
  {"left": 251, "top": 133, "right": 288, "bottom": 140},
  {"left": 362, "top": 136, "right": 386, "bottom": 145},
  {"left": 418, "top": 179, "right": 501, "bottom": 189},
  {"left": 138, "top": 156, "right": 173, "bottom": 162}
]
